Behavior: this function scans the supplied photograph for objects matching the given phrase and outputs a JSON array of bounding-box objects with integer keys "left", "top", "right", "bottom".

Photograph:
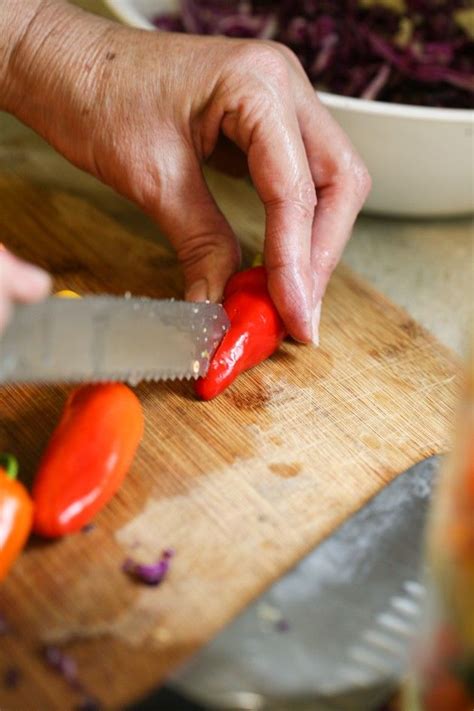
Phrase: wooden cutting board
[{"left": 0, "top": 174, "right": 460, "bottom": 710}]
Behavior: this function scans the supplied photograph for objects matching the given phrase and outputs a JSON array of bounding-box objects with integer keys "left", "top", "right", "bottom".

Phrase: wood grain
[{"left": 0, "top": 174, "right": 460, "bottom": 710}]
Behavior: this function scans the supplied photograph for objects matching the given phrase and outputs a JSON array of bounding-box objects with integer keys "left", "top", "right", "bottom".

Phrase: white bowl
[{"left": 104, "top": 0, "right": 474, "bottom": 217}]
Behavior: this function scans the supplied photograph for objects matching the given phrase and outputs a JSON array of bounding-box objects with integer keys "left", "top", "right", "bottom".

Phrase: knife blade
[
  {"left": 167, "top": 457, "right": 438, "bottom": 711},
  {"left": 0, "top": 296, "right": 229, "bottom": 385}
]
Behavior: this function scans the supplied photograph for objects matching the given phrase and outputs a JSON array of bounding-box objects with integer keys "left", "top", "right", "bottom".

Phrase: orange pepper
[{"left": 0, "top": 454, "right": 33, "bottom": 581}]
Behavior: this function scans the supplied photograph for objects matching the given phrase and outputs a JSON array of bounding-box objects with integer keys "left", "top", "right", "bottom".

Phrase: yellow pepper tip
[{"left": 55, "top": 290, "right": 81, "bottom": 299}]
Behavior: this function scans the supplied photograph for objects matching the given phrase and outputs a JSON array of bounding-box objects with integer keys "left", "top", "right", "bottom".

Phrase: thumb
[
  {"left": 150, "top": 150, "right": 240, "bottom": 303},
  {"left": 0, "top": 248, "right": 51, "bottom": 332},
  {"left": 0, "top": 249, "right": 51, "bottom": 302}
]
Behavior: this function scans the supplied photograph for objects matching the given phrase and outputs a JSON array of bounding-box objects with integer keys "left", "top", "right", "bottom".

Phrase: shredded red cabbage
[
  {"left": 75, "top": 696, "right": 103, "bottom": 711},
  {"left": 81, "top": 523, "right": 96, "bottom": 533},
  {"left": 122, "top": 548, "right": 174, "bottom": 586},
  {"left": 275, "top": 618, "right": 290, "bottom": 632},
  {"left": 0, "top": 613, "right": 10, "bottom": 635},
  {"left": 153, "top": 1, "right": 474, "bottom": 108},
  {"left": 42, "top": 645, "right": 78, "bottom": 685},
  {"left": 3, "top": 667, "right": 21, "bottom": 689},
  {"left": 42, "top": 645, "right": 103, "bottom": 709}
]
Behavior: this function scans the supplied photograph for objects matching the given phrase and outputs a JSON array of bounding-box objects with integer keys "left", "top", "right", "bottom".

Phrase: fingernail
[
  {"left": 311, "top": 300, "right": 322, "bottom": 346},
  {"left": 24, "top": 265, "right": 52, "bottom": 294},
  {"left": 185, "top": 278, "right": 208, "bottom": 302}
]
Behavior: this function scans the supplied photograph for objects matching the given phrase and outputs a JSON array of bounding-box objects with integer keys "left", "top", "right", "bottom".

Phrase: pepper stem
[{"left": 0, "top": 454, "right": 19, "bottom": 480}]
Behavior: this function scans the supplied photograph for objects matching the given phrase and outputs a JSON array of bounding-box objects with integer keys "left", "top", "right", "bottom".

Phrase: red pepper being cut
[
  {"left": 0, "top": 454, "right": 33, "bottom": 581},
  {"left": 33, "top": 384, "right": 144, "bottom": 537},
  {"left": 195, "top": 266, "right": 286, "bottom": 400}
]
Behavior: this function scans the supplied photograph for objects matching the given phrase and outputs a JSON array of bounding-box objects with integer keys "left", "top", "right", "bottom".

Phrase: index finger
[
  {"left": 298, "top": 93, "right": 372, "bottom": 304},
  {"left": 0, "top": 249, "right": 51, "bottom": 302},
  {"left": 0, "top": 249, "right": 51, "bottom": 331},
  {"left": 222, "top": 87, "right": 316, "bottom": 343}
]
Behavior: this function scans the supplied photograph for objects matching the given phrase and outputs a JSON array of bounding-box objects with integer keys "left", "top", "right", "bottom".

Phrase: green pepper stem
[{"left": 0, "top": 453, "right": 19, "bottom": 480}]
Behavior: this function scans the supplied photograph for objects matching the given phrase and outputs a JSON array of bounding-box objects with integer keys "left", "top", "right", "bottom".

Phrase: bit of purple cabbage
[
  {"left": 275, "top": 618, "right": 290, "bottom": 632},
  {"left": 153, "top": 0, "right": 474, "bottom": 108},
  {"left": 122, "top": 548, "right": 174, "bottom": 586},
  {"left": 153, "top": 13, "right": 184, "bottom": 32},
  {"left": 81, "top": 523, "right": 96, "bottom": 533},
  {"left": 0, "top": 613, "right": 10, "bottom": 635},
  {"left": 3, "top": 667, "right": 21, "bottom": 689},
  {"left": 75, "top": 696, "right": 103, "bottom": 711},
  {"left": 42, "top": 645, "right": 79, "bottom": 685},
  {"left": 41, "top": 645, "right": 103, "bottom": 709}
]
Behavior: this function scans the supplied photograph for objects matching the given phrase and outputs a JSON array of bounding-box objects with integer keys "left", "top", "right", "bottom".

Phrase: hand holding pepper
[{"left": 0, "top": 0, "right": 370, "bottom": 344}]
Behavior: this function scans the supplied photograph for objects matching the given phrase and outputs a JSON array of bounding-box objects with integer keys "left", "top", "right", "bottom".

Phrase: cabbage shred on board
[{"left": 153, "top": 0, "right": 474, "bottom": 108}]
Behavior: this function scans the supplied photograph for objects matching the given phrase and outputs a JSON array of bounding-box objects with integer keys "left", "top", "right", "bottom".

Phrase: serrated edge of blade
[{"left": 0, "top": 367, "right": 202, "bottom": 386}]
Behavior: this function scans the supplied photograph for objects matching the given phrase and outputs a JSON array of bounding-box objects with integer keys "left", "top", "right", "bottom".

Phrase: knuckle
[
  {"left": 177, "top": 234, "right": 216, "bottom": 267},
  {"left": 346, "top": 157, "right": 372, "bottom": 201},
  {"left": 312, "top": 244, "right": 339, "bottom": 277},
  {"left": 272, "top": 197, "right": 313, "bottom": 223},
  {"left": 265, "top": 39, "right": 299, "bottom": 67},
  {"left": 355, "top": 163, "right": 372, "bottom": 197},
  {"left": 265, "top": 255, "right": 297, "bottom": 274},
  {"left": 236, "top": 41, "right": 290, "bottom": 84},
  {"left": 269, "top": 180, "right": 317, "bottom": 222},
  {"left": 177, "top": 232, "right": 239, "bottom": 269},
  {"left": 127, "top": 160, "right": 165, "bottom": 212},
  {"left": 315, "top": 255, "right": 338, "bottom": 278},
  {"left": 297, "top": 179, "right": 318, "bottom": 209}
]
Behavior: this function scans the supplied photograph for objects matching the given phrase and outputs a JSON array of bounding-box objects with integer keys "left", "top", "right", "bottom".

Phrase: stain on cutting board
[{"left": 269, "top": 462, "right": 302, "bottom": 478}]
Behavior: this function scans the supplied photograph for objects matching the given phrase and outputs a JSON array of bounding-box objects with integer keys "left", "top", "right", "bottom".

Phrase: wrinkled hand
[
  {"left": 4, "top": 0, "right": 370, "bottom": 342},
  {"left": 0, "top": 248, "right": 51, "bottom": 332}
]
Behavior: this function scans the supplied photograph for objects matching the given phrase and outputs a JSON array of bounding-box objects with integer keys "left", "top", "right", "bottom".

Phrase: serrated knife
[{"left": 0, "top": 296, "right": 230, "bottom": 385}]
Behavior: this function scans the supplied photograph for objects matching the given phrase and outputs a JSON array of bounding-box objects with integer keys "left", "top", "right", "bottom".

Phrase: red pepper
[
  {"left": 195, "top": 266, "right": 286, "bottom": 400},
  {"left": 33, "top": 384, "right": 144, "bottom": 537},
  {"left": 0, "top": 454, "right": 33, "bottom": 581}
]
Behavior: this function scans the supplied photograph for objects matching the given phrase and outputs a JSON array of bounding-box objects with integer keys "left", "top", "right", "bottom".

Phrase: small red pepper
[
  {"left": 0, "top": 454, "right": 33, "bottom": 581},
  {"left": 195, "top": 266, "right": 286, "bottom": 400},
  {"left": 33, "top": 384, "right": 144, "bottom": 537}
]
